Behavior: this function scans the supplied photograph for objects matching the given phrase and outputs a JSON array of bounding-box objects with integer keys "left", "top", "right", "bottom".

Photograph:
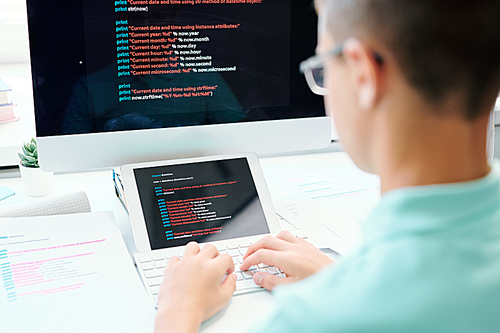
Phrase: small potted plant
[{"left": 18, "top": 138, "right": 53, "bottom": 197}]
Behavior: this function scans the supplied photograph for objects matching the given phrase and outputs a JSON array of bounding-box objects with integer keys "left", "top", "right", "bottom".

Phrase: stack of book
[{"left": 0, "top": 77, "right": 18, "bottom": 124}]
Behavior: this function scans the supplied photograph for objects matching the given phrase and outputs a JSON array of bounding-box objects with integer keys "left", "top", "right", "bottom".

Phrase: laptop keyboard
[{"left": 134, "top": 229, "right": 312, "bottom": 307}]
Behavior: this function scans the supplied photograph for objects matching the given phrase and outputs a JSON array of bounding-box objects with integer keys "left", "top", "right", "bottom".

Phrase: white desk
[{"left": 0, "top": 151, "right": 371, "bottom": 332}]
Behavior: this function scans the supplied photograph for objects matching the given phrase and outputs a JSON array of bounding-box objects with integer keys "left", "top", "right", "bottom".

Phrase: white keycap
[
  {"left": 147, "top": 277, "right": 163, "bottom": 287},
  {"left": 248, "top": 265, "right": 258, "bottom": 270},
  {"left": 138, "top": 258, "right": 151, "bottom": 263},
  {"left": 219, "top": 249, "right": 228, "bottom": 255},
  {"left": 144, "top": 269, "right": 164, "bottom": 278},
  {"left": 141, "top": 262, "right": 154, "bottom": 271},
  {"left": 258, "top": 263, "right": 269, "bottom": 269},
  {"left": 238, "top": 248, "right": 247, "bottom": 256},
  {"left": 234, "top": 265, "right": 243, "bottom": 273},
  {"left": 154, "top": 259, "right": 167, "bottom": 269},
  {"left": 242, "top": 270, "right": 254, "bottom": 280},
  {"left": 239, "top": 242, "right": 251, "bottom": 248},
  {"left": 236, "top": 279, "right": 259, "bottom": 290},
  {"left": 232, "top": 257, "right": 239, "bottom": 265},
  {"left": 215, "top": 245, "right": 226, "bottom": 251},
  {"left": 150, "top": 285, "right": 161, "bottom": 295},
  {"left": 266, "top": 267, "right": 279, "bottom": 274},
  {"left": 277, "top": 273, "right": 286, "bottom": 279},
  {"left": 227, "top": 245, "right": 238, "bottom": 250},
  {"left": 228, "top": 249, "right": 239, "bottom": 257},
  {"left": 152, "top": 256, "right": 164, "bottom": 261},
  {"left": 235, "top": 273, "right": 244, "bottom": 281}
]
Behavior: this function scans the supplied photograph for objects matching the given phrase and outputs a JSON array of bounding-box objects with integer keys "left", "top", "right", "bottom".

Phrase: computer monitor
[{"left": 26, "top": 0, "right": 331, "bottom": 172}]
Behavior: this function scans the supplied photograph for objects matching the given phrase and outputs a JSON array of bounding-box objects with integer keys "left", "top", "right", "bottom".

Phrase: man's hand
[
  {"left": 240, "top": 231, "right": 335, "bottom": 290},
  {"left": 154, "top": 242, "right": 237, "bottom": 333}
]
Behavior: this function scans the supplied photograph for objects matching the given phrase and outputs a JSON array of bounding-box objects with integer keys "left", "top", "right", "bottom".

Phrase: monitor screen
[
  {"left": 133, "top": 157, "right": 269, "bottom": 250},
  {"left": 27, "top": 0, "right": 331, "bottom": 171}
]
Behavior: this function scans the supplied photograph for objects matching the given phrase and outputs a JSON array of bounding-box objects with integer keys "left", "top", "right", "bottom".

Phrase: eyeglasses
[{"left": 299, "top": 42, "right": 344, "bottom": 96}]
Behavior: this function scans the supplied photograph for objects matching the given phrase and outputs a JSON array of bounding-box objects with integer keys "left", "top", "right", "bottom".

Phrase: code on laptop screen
[{"left": 133, "top": 158, "right": 269, "bottom": 249}]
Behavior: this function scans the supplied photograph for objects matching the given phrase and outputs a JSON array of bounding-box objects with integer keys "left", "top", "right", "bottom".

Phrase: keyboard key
[
  {"left": 150, "top": 285, "right": 161, "bottom": 295},
  {"left": 242, "top": 271, "right": 255, "bottom": 279},
  {"left": 154, "top": 259, "right": 167, "bottom": 269},
  {"left": 227, "top": 245, "right": 238, "bottom": 250},
  {"left": 235, "top": 273, "right": 244, "bottom": 281},
  {"left": 147, "top": 276, "right": 163, "bottom": 287},
  {"left": 236, "top": 279, "right": 259, "bottom": 290},
  {"left": 219, "top": 249, "right": 228, "bottom": 255},
  {"left": 228, "top": 249, "right": 239, "bottom": 257},
  {"left": 152, "top": 256, "right": 164, "bottom": 261},
  {"left": 232, "top": 257, "right": 239, "bottom": 265},
  {"left": 145, "top": 269, "right": 164, "bottom": 278},
  {"left": 258, "top": 263, "right": 269, "bottom": 269},
  {"left": 239, "top": 242, "right": 251, "bottom": 248},
  {"left": 238, "top": 248, "right": 247, "bottom": 256},
  {"left": 215, "top": 245, "right": 226, "bottom": 251},
  {"left": 138, "top": 258, "right": 151, "bottom": 263},
  {"left": 141, "top": 262, "right": 154, "bottom": 271},
  {"left": 276, "top": 273, "right": 286, "bottom": 279},
  {"left": 266, "top": 267, "right": 279, "bottom": 274}
]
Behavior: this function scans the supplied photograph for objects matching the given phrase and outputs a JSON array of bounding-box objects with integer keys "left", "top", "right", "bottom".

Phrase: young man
[{"left": 155, "top": 0, "right": 500, "bottom": 331}]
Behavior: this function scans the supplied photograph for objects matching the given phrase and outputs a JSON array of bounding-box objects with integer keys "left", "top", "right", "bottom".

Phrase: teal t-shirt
[{"left": 252, "top": 164, "right": 500, "bottom": 332}]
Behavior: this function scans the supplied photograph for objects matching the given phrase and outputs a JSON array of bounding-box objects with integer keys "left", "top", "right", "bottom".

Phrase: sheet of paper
[
  {"left": 0, "top": 185, "right": 14, "bottom": 202},
  {"left": 261, "top": 152, "right": 380, "bottom": 253},
  {"left": 0, "top": 212, "right": 156, "bottom": 333}
]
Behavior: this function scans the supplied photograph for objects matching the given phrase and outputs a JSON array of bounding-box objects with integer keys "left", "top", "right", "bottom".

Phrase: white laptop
[{"left": 121, "top": 153, "right": 310, "bottom": 307}]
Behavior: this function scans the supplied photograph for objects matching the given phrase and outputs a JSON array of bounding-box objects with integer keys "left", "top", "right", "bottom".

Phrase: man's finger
[
  {"left": 253, "top": 272, "right": 289, "bottom": 291},
  {"left": 200, "top": 244, "right": 219, "bottom": 258},
  {"left": 221, "top": 273, "right": 237, "bottom": 298},
  {"left": 215, "top": 253, "right": 235, "bottom": 274},
  {"left": 167, "top": 256, "right": 180, "bottom": 266},
  {"left": 184, "top": 242, "right": 200, "bottom": 256},
  {"left": 275, "top": 230, "right": 300, "bottom": 243},
  {"left": 239, "top": 248, "right": 283, "bottom": 271},
  {"left": 242, "top": 236, "right": 291, "bottom": 260}
]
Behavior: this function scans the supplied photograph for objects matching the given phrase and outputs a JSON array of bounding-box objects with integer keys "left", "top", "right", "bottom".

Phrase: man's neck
[{"left": 375, "top": 102, "right": 491, "bottom": 194}]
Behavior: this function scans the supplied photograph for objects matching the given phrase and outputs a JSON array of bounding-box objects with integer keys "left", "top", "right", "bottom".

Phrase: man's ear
[{"left": 341, "top": 38, "right": 384, "bottom": 111}]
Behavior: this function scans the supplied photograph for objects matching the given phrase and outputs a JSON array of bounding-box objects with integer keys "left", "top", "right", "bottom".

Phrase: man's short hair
[{"left": 321, "top": 0, "right": 500, "bottom": 119}]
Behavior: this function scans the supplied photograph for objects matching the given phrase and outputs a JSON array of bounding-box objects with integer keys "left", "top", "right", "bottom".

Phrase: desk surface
[{"left": 0, "top": 151, "right": 368, "bottom": 332}]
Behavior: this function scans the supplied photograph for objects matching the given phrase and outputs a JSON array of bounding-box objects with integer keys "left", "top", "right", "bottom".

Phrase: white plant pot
[{"left": 19, "top": 164, "right": 54, "bottom": 197}]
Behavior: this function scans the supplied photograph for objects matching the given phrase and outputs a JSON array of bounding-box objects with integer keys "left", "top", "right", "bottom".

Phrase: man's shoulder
[{"left": 265, "top": 227, "right": 500, "bottom": 332}]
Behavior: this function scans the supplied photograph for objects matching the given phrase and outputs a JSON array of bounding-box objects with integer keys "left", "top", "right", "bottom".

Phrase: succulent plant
[{"left": 18, "top": 138, "right": 39, "bottom": 168}]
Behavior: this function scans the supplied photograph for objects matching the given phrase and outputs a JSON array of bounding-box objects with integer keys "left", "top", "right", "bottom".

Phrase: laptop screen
[{"left": 133, "top": 157, "right": 270, "bottom": 250}]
